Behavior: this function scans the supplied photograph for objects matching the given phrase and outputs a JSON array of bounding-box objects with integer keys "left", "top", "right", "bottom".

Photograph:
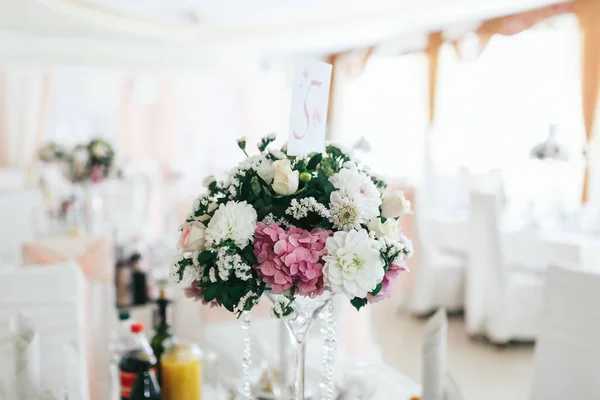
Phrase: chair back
[
  {"left": 0, "top": 189, "right": 45, "bottom": 265},
  {"left": 530, "top": 265, "right": 600, "bottom": 399},
  {"left": 422, "top": 308, "right": 448, "bottom": 400},
  {"left": 0, "top": 262, "right": 88, "bottom": 399},
  {"left": 465, "top": 191, "right": 503, "bottom": 334}
]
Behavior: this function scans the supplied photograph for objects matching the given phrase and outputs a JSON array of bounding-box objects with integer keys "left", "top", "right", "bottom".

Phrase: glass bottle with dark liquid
[
  {"left": 119, "top": 323, "right": 158, "bottom": 400},
  {"left": 131, "top": 354, "right": 162, "bottom": 400}
]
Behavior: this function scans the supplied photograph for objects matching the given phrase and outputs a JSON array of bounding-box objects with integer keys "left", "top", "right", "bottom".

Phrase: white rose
[
  {"left": 381, "top": 190, "right": 412, "bottom": 219},
  {"left": 257, "top": 158, "right": 275, "bottom": 184},
  {"left": 271, "top": 159, "right": 299, "bottom": 196},
  {"left": 177, "top": 221, "right": 207, "bottom": 253},
  {"left": 367, "top": 218, "right": 401, "bottom": 241},
  {"left": 72, "top": 149, "right": 89, "bottom": 166}
]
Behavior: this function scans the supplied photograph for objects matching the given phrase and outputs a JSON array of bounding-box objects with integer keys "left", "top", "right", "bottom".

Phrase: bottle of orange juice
[{"left": 161, "top": 342, "right": 202, "bottom": 400}]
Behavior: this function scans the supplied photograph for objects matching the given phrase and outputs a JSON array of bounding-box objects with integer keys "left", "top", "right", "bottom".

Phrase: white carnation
[
  {"left": 323, "top": 229, "right": 385, "bottom": 299},
  {"left": 205, "top": 201, "right": 257, "bottom": 248}
]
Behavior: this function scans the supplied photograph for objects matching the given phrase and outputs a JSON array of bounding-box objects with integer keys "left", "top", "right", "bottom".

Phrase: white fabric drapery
[{"left": 0, "top": 68, "right": 50, "bottom": 168}]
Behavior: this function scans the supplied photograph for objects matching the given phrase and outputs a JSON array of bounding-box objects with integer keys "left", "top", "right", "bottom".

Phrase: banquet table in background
[{"left": 22, "top": 234, "right": 116, "bottom": 400}]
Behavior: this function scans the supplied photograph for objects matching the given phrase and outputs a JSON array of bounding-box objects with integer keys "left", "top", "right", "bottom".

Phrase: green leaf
[
  {"left": 350, "top": 297, "right": 368, "bottom": 311},
  {"left": 222, "top": 291, "right": 234, "bottom": 312},
  {"left": 307, "top": 153, "right": 323, "bottom": 170},
  {"left": 198, "top": 251, "right": 214, "bottom": 263},
  {"left": 202, "top": 285, "right": 218, "bottom": 302},
  {"left": 371, "top": 282, "right": 383, "bottom": 297}
]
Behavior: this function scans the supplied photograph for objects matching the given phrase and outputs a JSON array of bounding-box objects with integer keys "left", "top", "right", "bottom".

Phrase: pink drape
[{"left": 118, "top": 76, "right": 177, "bottom": 175}]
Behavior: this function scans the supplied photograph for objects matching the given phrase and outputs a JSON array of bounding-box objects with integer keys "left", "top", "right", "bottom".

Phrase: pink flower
[
  {"left": 367, "top": 260, "right": 408, "bottom": 303},
  {"left": 89, "top": 164, "right": 106, "bottom": 183},
  {"left": 184, "top": 280, "right": 218, "bottom": 307},
  {"left": 253, "top": 222, "right": 331, "bottom": 297}
]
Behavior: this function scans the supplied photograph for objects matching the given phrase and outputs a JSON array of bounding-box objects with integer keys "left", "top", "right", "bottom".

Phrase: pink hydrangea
[
  {"left": 253, "top": 222, "right": 331, "bottom": 298},
  {"left": 89, "top": 164, "right": 106, "bottom": 183},
  {"left": 184, "top": 280, "right": 219, "bottom": 307},
  {"left": 367, "top": 259, "right": 408, "bottom": 303}
]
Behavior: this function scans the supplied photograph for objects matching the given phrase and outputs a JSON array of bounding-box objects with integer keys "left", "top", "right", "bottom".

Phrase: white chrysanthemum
[
  {"left": 329, "top": 167, "right": 381, "bottom": 222},
  {"left": 205, "top": 201, "right": 257, "bottom": 248},
  {"left": 329, "top": 191, "right": 361, "bottom": 231},
  {"left": 323, "top": 229, "right": 385, "bottom": 299}
]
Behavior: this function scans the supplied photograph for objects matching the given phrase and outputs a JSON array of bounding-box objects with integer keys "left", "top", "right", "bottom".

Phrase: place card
[{"left": 287, "top": 59, "right": 332, "bottom": 156}]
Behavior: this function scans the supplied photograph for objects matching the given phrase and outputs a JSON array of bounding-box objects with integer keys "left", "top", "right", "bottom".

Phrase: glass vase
[{"left": 267, "top": 292, "right": 332, "bottom": 400}]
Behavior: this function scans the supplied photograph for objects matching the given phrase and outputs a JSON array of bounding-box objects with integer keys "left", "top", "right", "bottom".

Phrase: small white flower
[
  {"left": 268, "top": 149, "right": 286, "bottom": 160},
  {"left": 270, "top": 296, "right": 295, "bottom": 319},
  {"left": 323, "top": 229, "right": 385, "bottom": 299},
  {"left": 256, "top": 157, "right": 275, "bottom": 184},
  {"left": 203, "top": 175, "right": 216, "bottom": 188},
  {"left": 206, "top": 201, "right": 258, "bottom": 248},
  {"left": 285, "top": 197, "right": 331, "bottom": 220},
  {"left": 170, "top": 258, "right": 201, "bottom": 287},
  {"left": 381, "top": 190, "right": 412, "bottom": 218},
  {"left": 266, "top": 132, "right": 276, "bottom": 140}
]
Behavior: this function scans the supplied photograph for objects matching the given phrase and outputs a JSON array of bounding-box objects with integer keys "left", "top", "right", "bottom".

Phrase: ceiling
[{"left": 0, "top": 0, "right": 568, "bottom": 68}]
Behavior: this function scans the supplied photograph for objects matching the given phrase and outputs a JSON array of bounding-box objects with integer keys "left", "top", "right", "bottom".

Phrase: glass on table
[{"left": 161, "top": 342, "right": 202, "bottom": 400}]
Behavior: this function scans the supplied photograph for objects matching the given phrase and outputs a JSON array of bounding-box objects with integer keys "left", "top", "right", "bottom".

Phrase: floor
[{"left": 370, "top": 298, "right": 535, "bottom": 400}]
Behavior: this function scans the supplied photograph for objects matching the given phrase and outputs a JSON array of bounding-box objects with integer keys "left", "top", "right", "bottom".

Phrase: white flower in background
[
  {"left": 271, "top": 296, "right": 295, "bottom": 319},
  {"left": 323, "top": 229, "right": 385, "bottom": 298},
  {"left": 329, "top": 191, "right": 361, "bottom": 231},
  {"left": 367, "top": 217, "right": 401, "bottom": 242},
  {"left": 206, "top": 201, "right": 257, "bottom": 248},
  {"left": 329, "top": 166, "right": 381, "bottom": 222},
  {"left": 177, "top": 221, "right": 207, "bottom": 253},
  {"left": 381, "top": 190, "right": 412, "bottom": 219},
  {"left": 272, "top": 159, "right": 299, "bottom": 195},
  {"left": 256, "top": 157, "right": 275, "bottom": 184},
  {"left": 91, "top": 142, "right": 109, "bottom": 158},
  {"left": 72, "top": 147, "right": 89, "bottom": 166}
]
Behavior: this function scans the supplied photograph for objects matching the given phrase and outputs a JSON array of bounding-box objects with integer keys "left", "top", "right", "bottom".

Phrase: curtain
[
  {"left": 426, "top": 32, "right": 443, "bottom": 125},
  {"left": 576, "top": 0, "right": 600, "bottom": 203},
  {"left": 0, "top": 68, "right": 51, "bottom": 167}
]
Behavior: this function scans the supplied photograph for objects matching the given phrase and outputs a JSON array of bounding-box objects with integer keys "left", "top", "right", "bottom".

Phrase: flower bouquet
[
  {"left": 66, "top": 138, "right": 116, "bottom": 184},
  {"left": 171, "top": 133, "right": 413, "bottom": 399}
]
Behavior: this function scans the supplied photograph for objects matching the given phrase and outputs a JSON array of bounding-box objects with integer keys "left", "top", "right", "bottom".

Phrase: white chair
[
  {"left": 466, "top": 191, "right": 544, "bottom": 343},
  {"left": 530, "top": 265, "right": 600, "bottom": 399},
  {"left": 0, "top": 168, "right": 26, "bottom": 191},
  {"left": 409, "top": 193, "right": 466, "bottom": 315},
  {"left": 0, "top": 189, "right": 46, "bottom": 265},
  {"left": 0, "top": 262, "right": 89, "bottom": 399}
]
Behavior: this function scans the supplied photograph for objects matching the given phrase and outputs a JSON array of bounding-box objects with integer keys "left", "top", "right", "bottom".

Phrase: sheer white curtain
[
  {"left": 0, "top": 67, "right": 50, "bottom": 168},
  {"left": 434, "top": 16, "right": 584, "bottom": 211},
  {"left": 45, "top": 67, "right": 123, "bottom": 146},
  {"left": 339, "top": 54, "right": 428, "bottom": 183}
]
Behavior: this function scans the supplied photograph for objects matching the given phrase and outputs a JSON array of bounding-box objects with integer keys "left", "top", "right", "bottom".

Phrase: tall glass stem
[{"left": 292, "top": 339, "right": 306, "bottom": 400}]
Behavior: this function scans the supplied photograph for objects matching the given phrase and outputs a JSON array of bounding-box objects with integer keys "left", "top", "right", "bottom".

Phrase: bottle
[
  {"left": 111, "top": 311, "right": 134, "bottom": 400},
  {"left": 150, "top": 287, "right": 173, "bottom": 384},
  {"left": 119, "top": 323, "right": 157, "bottom": 400},
  {"left": 131, "top": 353, "right": 162, "bottom": 400},
  {"left": 130, "top": 253, "right": 149, "bottom": 305}
]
